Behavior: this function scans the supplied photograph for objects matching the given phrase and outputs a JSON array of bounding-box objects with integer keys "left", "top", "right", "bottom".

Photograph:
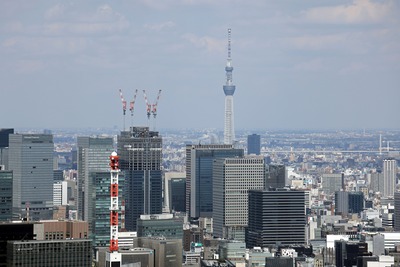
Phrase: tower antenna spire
[
  {"left": 228, "top": 28, "right": 231, "bottom": 60},
  {"left": 223, "top": 28, "right": 236, "bottom": 145}
]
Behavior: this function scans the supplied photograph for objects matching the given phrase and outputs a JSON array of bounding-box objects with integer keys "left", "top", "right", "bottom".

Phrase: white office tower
[
  {"left": 213, "top": 156, "right": 265, "bottom": 241},
  {"left": 383, "top": 158, "right": 398, "bottom": 197},
  {"left": 223, "top": 28, "right": 236, "bottom": 145},
  {"left": 53, "top": 181, "right": 68, "bottom": 206}
]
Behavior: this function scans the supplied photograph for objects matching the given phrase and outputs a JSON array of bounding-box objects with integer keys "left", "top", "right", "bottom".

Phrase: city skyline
[{"left": 0, "top": 1, "right": 399, "bottom": 130}]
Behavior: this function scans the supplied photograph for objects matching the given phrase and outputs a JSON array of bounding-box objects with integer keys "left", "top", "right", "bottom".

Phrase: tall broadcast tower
[{"left": 223, "top": 28, "right": 235, "bottom": 145}]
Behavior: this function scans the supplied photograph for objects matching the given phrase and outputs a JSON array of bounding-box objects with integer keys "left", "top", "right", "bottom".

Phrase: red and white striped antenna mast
[
  {"left": 106, "top": 151, "right": 122, "bottom": 265},
  {"left": 109, "top": 152, "right": 120, "bottom": 252}
]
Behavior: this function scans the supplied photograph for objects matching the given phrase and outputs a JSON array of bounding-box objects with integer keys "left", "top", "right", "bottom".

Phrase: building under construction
[{"left": 117, "top": 127, "right": 163, "bottom": 231}]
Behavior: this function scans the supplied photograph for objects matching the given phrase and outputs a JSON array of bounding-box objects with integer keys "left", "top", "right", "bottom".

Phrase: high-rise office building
[
  {"left": 0, "top": 170, "right": 12, "bottom": 221},
  {"left": 0, "top": 129, "right": 13, "bottom": 169},
  {"left": 9, "top": 134, "right": 54, "bottom": 220},
  {"left": 383, "top": 158, "right": 397, "bottom": 197},
  {"left": 246, "top": 189, "right": 306, "bottom": 248},
  {"left": 335, "top": 240, "right": 369, "bottom": 267},
  {"left": 266, "top": 164, "right": 286, "bottom": 190},
  {"left": 168, "top": 178, "right": 186, "bottom": 212},
  {"left": 89, "top": 171, "right": 124, "bottom": 247},
  {"left": 369, "top": 171, "right": 384, "bottom": 193},
  {"left": 321, "top": 173, "right": 342, "bottom": 195},
  {"left": 223, "top": 29, "right": 236, "bottom": 145},
  {"left": 77, "top": 136, "right": 113, "bottom": 222},
  {"left": 118, "top": 126, "right": 162, "bottom": 231},
  {"left": 335, "top": 191, "right": 349, "bottom": 216},
  {"left": 349, "top": 191, "right": 364, "bottom": 214},
  {"left": 0, "top": 129, "right": 13, "bottom": 148},
  {"left": 213, "top": 156, "right": 265, "bottom": 241},
  {"left": 247, "top": 134, "right": 261, "bottom": 155},
  {"left": 185, "top": 144, "right": 244, "bottom": 218},
  {"left": 53, "top": 181, "right": 68, "bottom": 207}
]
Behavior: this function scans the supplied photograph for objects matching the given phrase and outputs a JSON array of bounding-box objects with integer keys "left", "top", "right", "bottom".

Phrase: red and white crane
[
  {"left": 151, "top": 89, "right": 162, "bottom": 118},
  {"left": 119, "top": 89, "right": 127, "bottom": 116},
  {"left": 142, "top": 90, "right": 152, "bottom": 119},
  {"left": 129, "top": 89, "right": 138, "bottom": 117}
]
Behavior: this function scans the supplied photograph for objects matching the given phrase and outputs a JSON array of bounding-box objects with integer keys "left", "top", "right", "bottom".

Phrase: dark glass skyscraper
[
  {"left": 246, "top": 189, "right": 306, "bottom": 248},
  {"left": 266, "top": 164, "right": 286, "bottom": 190},
  {"left": 0, "top": 170, "right": 12, "bottom": 221},
  {"left": 185, "top": 144, "right": 244, "bottom": 218},
  {"left": 118, "top": 126, "right": 162, "bottom": 231},
  {"left": 169, "top": 178, "right": 186, "bottom": 212},
  {"left": 247, "top": 134, "right": 261, "bottom": 155}
]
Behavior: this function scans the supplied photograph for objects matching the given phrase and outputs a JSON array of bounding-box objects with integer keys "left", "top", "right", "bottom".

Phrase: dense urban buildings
[
  {"left": 118, "top": 126, "right": 162, "bottom": 231},
  {"left": 185, "top": 144, "right": 244, "bottom": 218},
  {"left": 1, "top": 125, "right": 399, "bottom": 266},
  {"left": 9, "top": 134, "right": 54, "bottom": 220}
]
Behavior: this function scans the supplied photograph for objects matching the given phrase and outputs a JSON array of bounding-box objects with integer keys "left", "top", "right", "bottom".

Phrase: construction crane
[
  {"left": 142, "top": 90, "right": 152, "bottom": 119},
  {"left": 119, "top": 89, "right": 127, "bottom": 116},
  {"left": 151, "top": 90, "right": 162, "bottom": 118},
  {"left": 129, "top": 89, "right": 138, "bottom": 117},
  {"left": 119, "top": 89, "right": 127, "bottom": 130}
]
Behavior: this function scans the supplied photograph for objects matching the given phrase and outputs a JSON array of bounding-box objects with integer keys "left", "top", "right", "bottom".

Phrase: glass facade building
[
  {"left": 247, "top": 134, "right": 261, "bottom": 155},
  {"left": 168, "top": 178, "right": 186, "bottom": 212},
  {"left": 0, "top": 171, "right": 12, "bottom": 222},
  {"left": 77, "top": 136, "right": 113, "bottom": 224},
  {"left": 7, "top": 239, "right": 92, "bottom": 266},
  {"left": 246, "top": 189, "right": 306, "bottom": 248},
  {"left": 185, "top": 144, "right": 244, "bottom": 218},
  {"left": 89, "top": 171, "right": 124, "bottom": 247},
  {"left": 9, "top": 134, "right": 54, "bottom": 220}
]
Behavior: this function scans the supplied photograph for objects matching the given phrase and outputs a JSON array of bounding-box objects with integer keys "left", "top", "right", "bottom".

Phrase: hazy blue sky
[{"left": 1, "top": 0, "right": 399, "bottom": 130}]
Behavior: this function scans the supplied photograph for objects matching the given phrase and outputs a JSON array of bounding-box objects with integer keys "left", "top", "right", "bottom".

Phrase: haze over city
[{"left": 1, "top": 0, "right": 399, "bottom": 130}]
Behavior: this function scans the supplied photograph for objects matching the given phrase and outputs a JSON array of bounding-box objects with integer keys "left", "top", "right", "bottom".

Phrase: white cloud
[
  {"left": 303, "top": 0, "right": 394, "bottom": 24},
  {"left": 45, "top": 4, "right": 66, "bottom": 20},
  {"left": 182, "top": 33, "right": 225, "bottom": 52},
  {"left": 144, "top": 21, "right": 175, "bottom": 31}
]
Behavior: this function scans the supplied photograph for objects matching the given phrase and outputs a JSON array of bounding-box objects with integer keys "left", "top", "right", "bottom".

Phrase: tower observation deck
[{"left": 223, "top": 28, "right": 235, "bottom": 145}]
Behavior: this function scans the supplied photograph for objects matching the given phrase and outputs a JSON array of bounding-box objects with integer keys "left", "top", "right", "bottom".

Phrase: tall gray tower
[
  {"left": 223, "top": 28, "right": 236, "bottom": 145},
  {"left": 9, "top": 134, "right": 54, "bottom": 220}
]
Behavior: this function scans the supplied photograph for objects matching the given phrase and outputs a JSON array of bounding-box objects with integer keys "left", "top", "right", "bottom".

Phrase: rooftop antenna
[{"left": 119, "top": 89, "right": 127, "bottom": 130}]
